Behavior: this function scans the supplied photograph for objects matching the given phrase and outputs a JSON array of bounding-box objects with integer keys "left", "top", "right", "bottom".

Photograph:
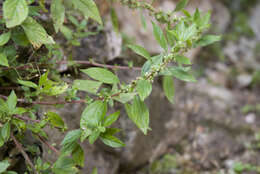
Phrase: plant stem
[{"left": 11, "top": 133, "right": 38, "bottom": 174}]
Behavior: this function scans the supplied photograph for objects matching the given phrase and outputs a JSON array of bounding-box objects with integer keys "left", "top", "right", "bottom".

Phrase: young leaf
[
  {"left": 61, "top": 129, "right": 81, "bottom": 146},
  {"left": 136, "top": 80, "right": 152, "bottom": 101},
  {"left": 46, "top": 111, "right": 65, "bottom": 129},
  {"left": 7, "top": 91, "right": 17, "bottom": 111},
  {"left": 196, "top": 35, "right": 221, "bottom": 47},
  {"left": 113, "top": 93, "right": 136, "bottom": 104},
  {"left": 71, "top": 0, "right": 102, "bottom": 25},
  {"left": 22, "top": 17, "right": 55, "bottom": 49},
  {"left": 100, "top": 134, "right": 125, "bottom": 148},
  {"left": 0, "top": 52, "right": 9, "bottom": 67},
  {"left": 174, "top": 0, "right": 189, "bottom": 12},
  {"left": 125, "top": 96, "right": 150, "bottom": 135},
  {"left": 110, "top": 8, "right": 119, "bottom": 33},
  {"left": 17, "top": 79, "right": 38, "bottom": 88},
  {"left": 81, "top": 68, "right": 119, "bottom": 84},
  {"left": 0, "top": 31, "right": 11, "bottom": 46},
  {"left": 72, "top": 144, "right": 85, "bottom": 167},
  {"left": 161, "top": 66, "right": 196, "bottom": 82},
  {"left": 103, "top": 111, "right": 120, "bottom": 127},
  {"left": 152, "top": 21, "right": 168, "bottom": 51},
  {"left": 51, "top": 0, "right": 65, "bottom": 33},
  {"left": 163, "top": 76, "right": 175, "bottom": 104},
  {"left": 127, "top": 44, "right": 151, "bottom": 60},
  {"left": 176, "top": 55, "right": 191, "bottom": 65},
  {"left": 80, "top": 101, "right": 107, "bottom": 128},
  {"left": 0, "top": 160, "right": 10, "bottom": 173},
  {"left": 73, "top": 80, "right": 102, "bottom": 94},
  {"left": 1, "top": 122, "right": 11, "bottom": 142},
  {"left": 52, "top": 156, "right": 78, "bottom": 174},
  {"left": 88, "top": 130, "right": 100, "bottom": 144},
  {"left": 3, "top": 0, "right": 29, "bottom": 28}
]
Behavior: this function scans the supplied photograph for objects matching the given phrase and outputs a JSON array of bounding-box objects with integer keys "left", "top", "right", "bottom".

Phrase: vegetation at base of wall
[{"left": 0, "top": 0, "right": 220, "bottom": 173}]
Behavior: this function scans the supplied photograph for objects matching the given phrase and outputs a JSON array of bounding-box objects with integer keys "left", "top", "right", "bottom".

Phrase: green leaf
[
  {"left": 60, "top": 26, "right": 73, "bottom": 40},
  {"left": 17, "top": 79, "right": 38, "bottom": 88},
  {"left": 81, "top": 68, "right": 119, "bottom": 84},
  {"left": 7, "top": 91, "right": 17, "bottom": 111},
  {"left": 152, "top": 21, "right": 168, "bottom": 51},
  {"left": 46, "top": 111, "right": 65, "bottom": 129},
  {"left": 1, "top": 123, "right": 11, "bottom": 142},
  {"left": 3, "top": 0, "right": 29, "bottom": 28},
  {"left": 91, "top": 167, "right": 98, "bottom": 174},
  {"left": 161, "top": 67, "right": 196, "bottom": 82},
  {"left": 4, "top": 171, "right": 18, "bottom": 174},
  {"left": 61, "top": 129, "right": 81, "bottom": 146},
  {"left": 51, "top": 0, "right": 65, "bottom": 33},
  {"left": 127, "top": 44, "right": 151, "bottom": 60},
  {"left": 174, "top": 0, "right": 189, "bottom": 12},
  {"left": 0, "top": 32, "right": 11, "bottom": 46},
  {"left": 0, "top": 160, "right": 10, "bottom": 173},
  {"left": 80, "top": 101, "right": 107, "bottom": 128},
  {"left": 39, "top": 71, "right": 48, "bottom": 86},
  {"left": 103, "top": 111, "right": 120, "bottom": 127},
  {"left": 52, "top": 156, "right": 78, "bottom": 174},
  {"left": 0, "top": 52, "right": 9, "bottom": 67},
  {"left": 136, "top": 80, "right": 152, "bottom": 101},
  {"left": 140, "top": 10, "right": 146, "bottom": 29},
  {"left": 175, "top": 55, "right": 191, "bottom": 65},
  {"left": 72, "top": 144, "right": 84, "bottom": 167},
  {"left": 11, "top": 27, "right": 30, "bottom": 46},
  {"left": 163, "top": 76, "right": 175, "bottom": 104},
  {"left": 110, "top": 8, "right": 119, "bottom": 33},
  {"left": 196, "top": 35, "right": 221, "bottom": 47},
  {"left": 100, "top": 134, "right": 125, "bottom": 148},
  {"left": 113, "top": 93, "right": 136, "bottom": 104},
  {"left": 125, "top": 96, "right": 150, "bottom": 135},
  {"left": 73, "top": 80, "right": 102, "bottom": 94},
  {"left": 71, "top": 0, "right": 102, "bottom": 25},
  {"left": 88, "top": 130, "right": 100, "bottom": 144},
  {"left": 22, "top": 17, "right": 55, "bottom": 48}
]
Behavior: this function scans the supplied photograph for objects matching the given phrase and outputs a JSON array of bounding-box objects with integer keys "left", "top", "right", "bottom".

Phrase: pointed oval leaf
[
  {"left": 80, "top": 101, "right": 107, "bottom": 128},
  {"left": 1, "top": 122, "right": 11, "bottom": 142},
  {"left": 73, "top": 80, "right": 102, "bottom": 94},
  {"left": 136, "top": 80, "right": 152, "bottom": 101},
  {"left": 0, "top": 31, "right": 11, "bottom": 46},
  {"left": 103, "top": 111, "right": 120, "bottom": 127},
  {"left": 127, "top": 44, "right": 151, "bottom": 60},
  {"left": 161, "top": 67, "right": 196, "bottom": 82},
  {"left": 163, "top": 76, "right": 175, "bottom": 104},
  {"left": 61, "top": 129, "right": 81, "bottom": 146},
  {"left": 196, "top": 35, "right": 221, "bottom": 47},
  {"left": 0, "top": 160, "right": 10, "bottom": 173},
  {"left": 72, "top": 0, "right": 102, "bottom": 25},
  {"left": 51, "top": 0, "right": 65, "bottom": 33},
  {"left": 17, "top": 79, "right": 38, "bottom": 88},
  {"left": 22, "top": 17, "right": 55, "bottom": 48},
  {"left": 152, "top": 21, "right": 168, "bottom": 51},
  {"left": 174, "top": 0, "right": 189, "bottom": 12},
  {"left": 100, "top": 134, "right": 125, "bottom": 148},
  {"left": 176, "top": 55, "right": 191, "bottom": 65},
  {"left": 72, "top": 144, "right": 85, "bottom": 167},
  {"left": 125, "top": 96, "right": 150, "bottom": 135},
  {"left": 3, "top": 0, "right": 29, "bottom": 28},
  {"left": 46, "top": 111, "right": 65, "bottom": 129},
  {"left": 81, "top": 68, "right": 119, "bottom": 84},
  {"left": 0, "top": 52, "right": 9, "bottom": 67},
  {"left": 52, "top": 156, "right": 78, "bottom": 174},
  {"left": 7, "top": 90, "right": 17, "bottom": 111}
]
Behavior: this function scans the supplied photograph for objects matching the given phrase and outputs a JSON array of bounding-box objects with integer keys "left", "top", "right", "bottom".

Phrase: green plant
[{"left": 0, "top": 0, "right": 220, "bottom": 173}]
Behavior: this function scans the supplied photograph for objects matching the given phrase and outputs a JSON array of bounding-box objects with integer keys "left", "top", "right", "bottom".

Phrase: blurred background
[{"left": 41, "top": 0, "right": 260, "bottom": 173}]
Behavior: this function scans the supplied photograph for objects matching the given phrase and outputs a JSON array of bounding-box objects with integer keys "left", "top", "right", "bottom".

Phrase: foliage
[{"left": 0, "top": 0, "right": 220, "bottom": 173}]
